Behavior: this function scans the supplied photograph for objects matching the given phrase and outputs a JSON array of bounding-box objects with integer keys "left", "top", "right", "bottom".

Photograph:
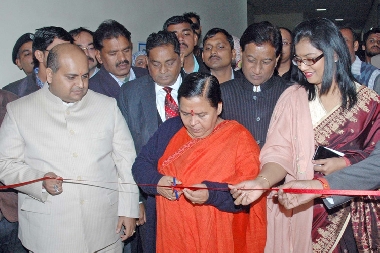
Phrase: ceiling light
[
  {"left": 335, "top": 19, "right": 344, "bottom": 21},
  {"left": 316, "top": 8, "right": 327, "bottom": 11}
]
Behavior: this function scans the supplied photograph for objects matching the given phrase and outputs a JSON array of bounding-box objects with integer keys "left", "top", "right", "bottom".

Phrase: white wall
[{"left": 0, "top": 0, "right": 247, "bottom": 87}]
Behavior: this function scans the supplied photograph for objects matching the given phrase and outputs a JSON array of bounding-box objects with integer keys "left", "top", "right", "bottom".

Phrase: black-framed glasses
[{"left": 292, "top": 53, "right": 324, "bottom": 66}]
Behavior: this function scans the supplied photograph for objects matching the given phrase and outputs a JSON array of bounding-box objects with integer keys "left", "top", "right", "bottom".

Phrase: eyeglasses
[
  {"left": 282, "top": 42, "right": 292, "bottom": 46},
  {"left": 78, "top": 45, "right": 95, "bottom": 52},
  {"left": 292, "top": 53, "right": 324, "bottom": 66}
]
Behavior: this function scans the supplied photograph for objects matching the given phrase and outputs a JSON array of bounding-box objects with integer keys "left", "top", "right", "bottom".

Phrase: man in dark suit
[
  {"left": 118, "top": 30, "right": 184, "bottom": 253},
  {"left": 202, "top": 28, "right": 243, "bottom": 84},
  {"left": 3, "top": 27, "right": 73, "bottom": 97},
  {"left": 90, "top": 20, "right": 148, "bottom": 99},
  {"left": 163, "top": 15, "right": 208, "bottom": 74}
]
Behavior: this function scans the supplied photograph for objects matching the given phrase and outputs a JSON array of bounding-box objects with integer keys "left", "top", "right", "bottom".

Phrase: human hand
[
  {"left": 183, "top": 183, "right": 208, "bottom": 205},
  {"left": 157, "top": 176, "right": 182, "bottom": 201},
  {"left": 278, "top": 180, "right": 323, "bottom": 209},
  {"left": 228, "top": 178, "right": 267, "bottom": 205},
  {"left": 43, "top": 172, "right": 63, "bottom": 195},
  {"left": 116, "top": 216, "right": 136, "bottom": 241},
  {"left": 313, "top": 157, "right": 346, "bottom": 175},
  {"left": 136, "top": 203, "right": 146, "bottom": 226}
]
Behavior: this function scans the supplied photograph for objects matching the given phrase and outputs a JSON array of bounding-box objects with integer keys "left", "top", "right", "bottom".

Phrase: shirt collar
[
  {"left": 109, "top": 68, "right": 136, "bottom": 86},
  {"left": 155, "top": 74, "right": 182, "bottom": 93}
]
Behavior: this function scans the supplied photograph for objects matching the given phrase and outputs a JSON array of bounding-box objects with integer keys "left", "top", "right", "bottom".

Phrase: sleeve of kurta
[
  {"left": 111, "top": 103, "right": 139, "bottom": 218},
  {"left": 0, "top": 105, "right": 47, "bottom": 201}
]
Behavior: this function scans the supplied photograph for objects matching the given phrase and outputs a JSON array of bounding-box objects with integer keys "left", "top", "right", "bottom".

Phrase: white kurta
[{"left": 0, "top": 85, "right": 139, "bottom": 253}]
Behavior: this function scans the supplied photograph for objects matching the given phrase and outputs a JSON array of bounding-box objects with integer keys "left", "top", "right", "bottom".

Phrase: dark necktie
[{"left": 163, "top": 87, "right": 179, "bottom": 119}]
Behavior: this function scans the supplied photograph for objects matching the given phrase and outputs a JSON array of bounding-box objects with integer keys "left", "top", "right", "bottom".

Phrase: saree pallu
[
  {"left": 156, "top": 120, "right": 267, "bottom": 253},
  {"left": 312, "top": 87, "right": 380, "bottom": 253}
]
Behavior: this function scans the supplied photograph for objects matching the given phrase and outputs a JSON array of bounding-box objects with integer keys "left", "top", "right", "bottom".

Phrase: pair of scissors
[{"left": 172, "top": 177, "right": 179, "bottom": 200}]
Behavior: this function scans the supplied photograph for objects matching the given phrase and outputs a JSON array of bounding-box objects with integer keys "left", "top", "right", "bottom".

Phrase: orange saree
[{"left": 156, "top": 120, "right": 266, "bottom": 253}]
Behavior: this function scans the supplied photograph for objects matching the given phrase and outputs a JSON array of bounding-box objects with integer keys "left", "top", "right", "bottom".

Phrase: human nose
[
  {"left": 251, "top": 62, "right": 262, "bottom": 74},
  {"left": 177, "top": 33, "right": 184, "bottom": 42},
  {"left": 159, "top": 64, "right": 167, "bottom": 74},
  {"left": 297, "top": 61, "right": 309, "bottom": 71},
  {"left": 77, "top": 76, "right": 86, "bottom": 88},
  {"left": 117, "top": 51, "right": 126, "bottom": 62},
  {"left": 190, "top": 115, "right": 197, "bottom": 126}
]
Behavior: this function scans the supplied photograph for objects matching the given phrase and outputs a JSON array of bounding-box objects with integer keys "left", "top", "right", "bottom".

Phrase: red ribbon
[{"left": 0, "top": 177, "right": 379, "bottom": 196}]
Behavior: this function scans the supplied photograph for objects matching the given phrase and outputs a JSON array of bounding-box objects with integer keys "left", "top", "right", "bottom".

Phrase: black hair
[
  {"left": 293, "top": 18, "right": 357, "bottom": 109},
  {"left": 146, "top": 30, "right": 180, "bottom": 57},
  {"left": 178, "top": 72, "right": 221, "bottom": 108},
  {"left": 163, "top": 15, "right": 196, "bottom": 33},
  {"left": 32, "top": 26, "right": 73, "bottom": 67},
  {"left": 240, "top": 21, "right": 282, "bottom": 57},
  {"left": 69, "top": 27, "right": 94, "bottom": 38},
  {"left": 203, "top": 28, "right": 234, "bottom": 49},
  {"left": 93, "top": 19, "right": 131, "bottom": 50},
  {"left": 363, "top": 27, "right": 380, "bottom": 43},
  {"left": 339, "top": 26, "right": 358, "bottom": 42},
  {"left": 183, "top": 12, "right": 201, "bottom": 31}
]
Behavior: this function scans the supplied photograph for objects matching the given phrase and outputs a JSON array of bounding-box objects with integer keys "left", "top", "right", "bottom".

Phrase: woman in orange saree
[{"left": 134, "top": 73, "right": 266, "bottom": 253}]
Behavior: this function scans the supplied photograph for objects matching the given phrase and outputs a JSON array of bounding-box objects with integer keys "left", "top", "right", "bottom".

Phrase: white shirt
[
  {"left": 155, "top": 75, "right": 182, "bottom": 122},
  {"left": 109, "top": 68, "right": 137, "bottom": 87}
]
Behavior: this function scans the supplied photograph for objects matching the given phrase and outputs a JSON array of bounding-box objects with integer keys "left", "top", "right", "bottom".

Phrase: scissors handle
[{"left": 173, "top": 177, "right": 179, "bottom": 200}]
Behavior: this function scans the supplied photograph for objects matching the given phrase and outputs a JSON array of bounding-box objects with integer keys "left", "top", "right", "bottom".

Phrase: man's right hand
[{"left": 43, "top": 172, "right": 63, "bottom": 195}]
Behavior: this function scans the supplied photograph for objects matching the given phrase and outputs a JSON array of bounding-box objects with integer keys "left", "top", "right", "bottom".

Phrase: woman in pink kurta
[{"left": 230, "top": 18, "right": 380, "bottom": 253}]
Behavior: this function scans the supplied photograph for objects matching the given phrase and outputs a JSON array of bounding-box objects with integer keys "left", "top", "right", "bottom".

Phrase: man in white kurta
[{"left": 0, "top": 44, "right": 139, "bottom": 253}]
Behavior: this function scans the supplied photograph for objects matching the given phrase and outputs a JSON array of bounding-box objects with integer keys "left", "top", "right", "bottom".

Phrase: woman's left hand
[
  {"left": 313, "top": 157, "right": 346, "bottom": 175},
  {"left": 183, "top": 184, "right": 209, "bottom": 205}
]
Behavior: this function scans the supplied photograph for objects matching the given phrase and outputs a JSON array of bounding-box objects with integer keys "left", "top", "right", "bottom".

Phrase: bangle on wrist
[
  {"left": 313, "top": 177, "right": 330, "bottom": 198},
  {"left": 257, "top": 175, "right": 271, "bottom": 188}
]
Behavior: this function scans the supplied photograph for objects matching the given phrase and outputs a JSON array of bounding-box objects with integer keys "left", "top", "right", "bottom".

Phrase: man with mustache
[
  {"left": 118, "top": 30, "right": 185, "bottom": 253},
  {"left": 89, "top": 20, "right": 148, "bottom": 99},
  {"left": 12, "top": 33, "right": 34, "bottom": 76},
  {"left": 69, "top": 27, "right": 99, "bottom": 78},
  {"left": 340, "top": 27, "right": 380, "bottom": 94},
  {"left": 163, "top": 15, "right": 208, "bottom": 74},
  {"left": 202, "top": 28, "right": 243, "bottom": 84},
  {"left": 362, "top": 27, "right": 380, "bottom": 63}
]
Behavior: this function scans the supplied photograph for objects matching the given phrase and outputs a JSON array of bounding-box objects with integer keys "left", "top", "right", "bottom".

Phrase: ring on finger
[{"left": 53, "top": 185, "right": 59, "bottom": 193}]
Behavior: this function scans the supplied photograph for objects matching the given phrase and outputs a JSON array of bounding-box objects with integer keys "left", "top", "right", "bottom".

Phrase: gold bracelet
[{"left": 257, "top": 175, "right": 271, "bottom": 188}]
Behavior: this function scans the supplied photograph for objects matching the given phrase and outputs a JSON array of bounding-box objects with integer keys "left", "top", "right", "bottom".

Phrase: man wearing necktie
[{"left": 117, "top": 30, "right": 184, "bottom": 253}]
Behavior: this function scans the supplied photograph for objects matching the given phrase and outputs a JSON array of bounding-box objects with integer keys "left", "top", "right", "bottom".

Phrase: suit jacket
[
  {"left": 118, "top": 71, "right": 186, "bottom": 155},
  {"left": 0, "top": 85, "right": 139, "bottom": 253},
  {"left": 324, "top": 142, "right": 380, "bottom": 208},
  {"left": 0, "top": 90, "right": 19, "bottom": 222},
  {"left": 3, "top": 70, "right": 40, "bottom": 97},
  {"left": 89, "top": 65, "right": 148, "bottom": 99}
]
